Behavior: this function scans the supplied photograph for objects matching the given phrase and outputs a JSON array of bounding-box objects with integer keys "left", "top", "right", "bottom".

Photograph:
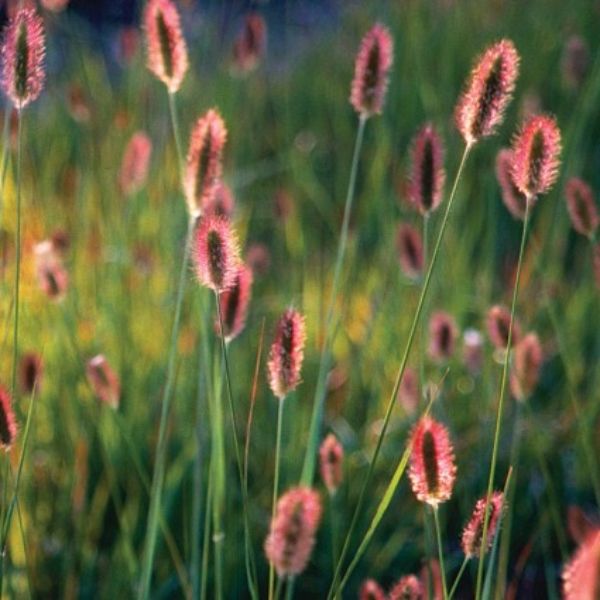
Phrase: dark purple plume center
[
  {"left": 281, "top": 503, "right": 303, "bottom": 566},
  {"left": 157, "top": 11, "right": 173, "bottom": 77},
  {"left": 422, "top": 430, "right": 439, "bottom": 495},
  {"left": 15, "top": 22, "right": 29, "bottom": 100},
  {"left": 195, "top": 129, "right": 212, "bottom": 200},
  {"left": 527, "top": 131, "right": 545, "bottom": 192},
  {"left": 403, "top": 232, "right": 419, "bottom": 270},
  {"left": 208, "top": 230, "right": 224, "bottom": 287},
  {"left": 0, "top": 401, "right": 13, "bottom": 446},
  {"left": 473, "top": 58, "right": 502, "bottom": 138},
  {"left": 224, "top": 274, "right": 241, "bottom": 333},
  {"left": 23, "top": 358, "right": 39, "bottom": 392},
  {"left": 362, "top": 41, "right": 380, "bottom": 107},
  {"left": 420, "top": 139, "right": 435, "bottom": 211},
  {"left": 280, "top": 318, "right": 295, "bottom": 382},
  {"left": 439, "top": 323, "right": 451, "bottom": 355}
]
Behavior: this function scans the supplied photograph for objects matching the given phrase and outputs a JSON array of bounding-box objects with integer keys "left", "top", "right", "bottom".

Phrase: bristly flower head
[
  {"left": 119, "top": 131, "right": 153, "bottom": 196},
  {"left": 204, "top": 181, "right": 235, "bottom": 219},
  {"left": 143, "top": 0, "right": 189, "bottom": 93},
  {"left": 232, "top": 13, "right": 267, "bottom": 74},
  {"left": 455, "top": 39, "right": 520, "bottom": 146},
  {"left": 34, "top": 240, "right": 69, "bottom": 302},
  {"left": 1, "top": 8, "right": 46, "bottom": 110},
  {"left": 486, "top": 305, "right": 521, "bottom": 350},
  {"left": 496, "top": 148, "right": 530, "bottom": 220},
  {"left": 215, "top": 262, "right": 252, "bottom": 342},
  {"left": 408, "top": 123, "right": 446, "bottom": 215},
  {"left": 510, "top": 332, "right": 543, "bottom": 401},
  {"left": 86, "top": 355, "right": 121, "bottom": 410},
  {"left": 350, "top": 23, "right": 393, "bottom": 118},
  {"left": 184, "top": 108, "right": 228, "bottom": 219},
  {"left": 264, "top": 486, "right": 322, "bottom": 578},
  {"left": 267, "top": 308, "right": 306, "bottom": 399},
  {"left": 461, "top": 492, "right": 505, "bottom": 559},
  {"left": 565, "top": 177, "right": 599, "bottom": 239},
  {"left": 428, "top": 311, "right": 458, "bottom": 363},
  {"left": 511, "top": 114, "right": 562, "bottom": 199},
  {"left": 19, "top": 352, "right": 43, "bottom": 395},
  {"left": 193, "top": 214, "right": 240, "bottom": 292},
  {"left": 319, "top": 433, "right": 344, "bottom": 495},
  {"left": 359, "top": 579, "right": 386, "bottom": 600},
  {"left": 388, "top": 575, "right": 424, "bottom": 600},
  {"left": 396, "top": 223, "right": 424, "bottom": 279},
  {"left": 0, "top": 386, "right": 18, "bottom": 451},
  {"left": 562, "top": 528, "right": 600, "bottom": 600},
  {"left": 409, "top": 416, "right": 457, "bottom": 506}
]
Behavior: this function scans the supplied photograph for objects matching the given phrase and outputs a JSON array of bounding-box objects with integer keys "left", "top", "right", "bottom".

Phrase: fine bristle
[
  {"left": 562, "top": 528, "right": 600, "bottom": 600},
  {"left": 215, "top": 262, "right": 253, "bottom": 342},
  {"left": 396, "top": 223, "right": 424, "bottom": 279},
  {"left": 0, "top": 387, "right": 18, "bottom": 451},
  {"left": 388, "top": 575, "right": 424, "bottom": 600},
  {"left": 461, "top": 492, "right": 505, "bottom": 558},
  {"left": 319, "top": 433, "right": 344, "bottom": 495},
  {"left": 119, "top": 131, "right": 152, "bottom": 196},
  {"left": 565, "top": 177, "right": 599, "bottom": 239},
  {"left": 496, "top": 148, "right": 530, "bottom": 220}
]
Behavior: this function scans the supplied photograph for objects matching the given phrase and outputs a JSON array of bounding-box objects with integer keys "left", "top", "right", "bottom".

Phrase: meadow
[{"left": 0, "top": 0, "right": 598, "bottom": 598}]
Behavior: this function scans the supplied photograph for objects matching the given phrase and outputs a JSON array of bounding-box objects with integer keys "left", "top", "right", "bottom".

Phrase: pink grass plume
[
  {"left": 232, "top": 13, "right": 266, "bottom": 74},
  {"left": 350, "top": 23, "right": 393, "bottom": 118},
  {"left": 0, "top": 386, "right": 18, "bottom": 451},
  {"left": 397, "top": 366, "right": 419, "bottom": 415},
  {"left": 461, "top": 491, "right": 505, "bottom": 559},
  {"left": 463, "top": 328, "right": 484, "bottom": 375},
  {"left": 143, "top": 0, "right": 188, "bottom": 93},
  {"left": 561, "top": 36, "right": 589, "bottom": 90},
  {"left": 264, "top": 486, "right": 322, "bottom": 578},
  {"left": 428, "top": 311, "right": 458, "bottom": 363},
  {"left": 1, "top": 7, "right": 45, "bottom": 110},
  {"left": 119, "top": 131, "right": 152, "bottom": 196},
  {"left": 267, "top": 308, "right": 306, "bottom": 400},
  {"left": 510, "top": 332, "right": 543, "bottom": 401},
  {"left": 34, "top": 240, "right": 69, "bottom": 302},
  {"left": 193, "top": 214, "right": 241, "bottom": 292},
  {"left": 396, "top": 223, "right": 424, "bottom": 279},
  {"left": 408, "top": 123, "right": 446, "bottom": 215},
  {"left": 496, "top": 148, "right": 530, "bottom": 220},
  {"left": 215, "top": 262, "right": 252, "bottom": 342},
  {"left": 511, "top": 114, "right": 561, "bottom": 199},
  {"left": 562, "top": 528, "right": 600, "bottom": 600},
  {"left": 184, "top": 108, "right": 228, "bottom": 219},
  {"left": 204, "top": 181, "right": 235, "bottom": 219},
  {"left": 86, "top": 355, "right": 121, "bottom": 410},
  {"left": 565, "top": 177, "right": 599, "bottom": 239},
  {"left": 409, "top": 416, "right": 457, "bottom": 506},
  {"left": 19, "top": 352, "right": 43, "bottom": 395},
  {"left": 388, "top": 575, "right": 424, "bottom": 600},
  {"left": 455, "top": 39, "right": 519, "bottom": 146},
  {"left": 486, "top": 304, "right": 521, "bottom": 350},
  {"left": 359, "top": 579, "right": 386, "bottom": 600},
  {"left": 319, "top": 433, "right": 343, "bottom": 495}
]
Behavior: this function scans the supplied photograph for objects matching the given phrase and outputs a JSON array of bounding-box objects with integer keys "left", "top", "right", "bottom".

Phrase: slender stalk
[
  {"left": 329, "top": 143, "right": 472, "bottom": 598},
  {"left": 301, "top": 115, "right": 367, "bottom": 485},
  {"left": 419, "top": 213, "right": 430, "bottom": 393},
  {"left": 474, "top": 198, "right": 531, "bottom": 600},
  {"left": 432, "top": 507, "right": 449, "bottom": 600},
  {"left": 200, "top": 464, "right": 212, "bottom": 600},
  {"left": 269, "top": 397, "right": 286, "bottom": 600},
  {"left": 168, "top": 91, "right": 185, "bottom": 174},
  {"left": 214, "top": 292, "right": 259, "bottom": 599},
  {"left": 448, "top": 556, "right": 469, "bottom": 600},
  {"left": 285, "top": 577, "right": 295, "bottom": 600}
]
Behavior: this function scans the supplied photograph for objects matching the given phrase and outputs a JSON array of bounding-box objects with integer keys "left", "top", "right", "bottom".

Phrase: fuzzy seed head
[
  {"left": 455, "top": 39, "right": 519, "bottom": 146},
  {"left": 119, "top": 131, "right": 152, "bottom": 196},
  {"left": 562, "top": 529, "right": 600, "bottom": 600},
  {"left": 264, "top": 486, "right": 322, "bottom": 578},
  {"left": 510, "top": 332, "right": 543, "bottom": 401},
  {"left": 144, "top": 0, "right": 188, "bottom": 93},
  {"left": 0, "top": 387, "right": 17, "bottom": 451},
  {"left": 428, "top": 311, "right": 458, "bottom": 363},
  {"left": 1, "top": 8, "right": 46, "bottom": 110},
  {"left": 396, "top": 223, "right": 424, "bottom": 279},
  {"left": 184, "top": 109, "right": 228, "bottom": 219},
  {"left": 34, "top": 241, "right": 69, "bottom": 302},
  {"left": 496, "top": 148, "right": 530, "bottom": 220},
  {"left": 461, "top": 492, "right": 505, "bottom": 558},
  {"left": 463, "top": 328, "right": 484, "bottom": 375},
  {"left": 409, "top": 416, "right": 457, "bottom": 506},
  {"left": 267, "top": 308, "right": 306, "bottom": 399},
  {"left": 486, "top": 305, "right": 521, "bottom": 350},
  {"left": 86, "top": 355, "right": 121, "bottom": 410},
  {"left": 397, "top": 366, "right": 419, "bottom": 415},
  {"left": 511, "top": 114, "right": 561, "bottom": 198},
  {"left": 562, "top": 36, "right": 589, "bottom": 90},
  {"left": 388, "top": 575, "right": 424, "bottom": 600},
  {"left": 319, "top": 433, "right": 344, "bottom": 495},
  {"left": 408, "top": 124, "right": 446, "bottom": 214},
  {"left": 359, "top": 579, "right": 386, "bottom": 600},
  {"left": 204, "top": 181, "right": 235, "bottom": 219},
  {"left": 193, "top": 215, "right": 240, "bottom": 292},
  {"left": 232, "top": 13, "right": 267, "bottom": 74},
  {"left": 19, "top": 352, "right": 43, "bottom": 395},
  {"left": 565, "top": 177, "right": 599, "bottom": 239},
  {"left": 350, "top": 23, "right": 393, "bottom": 118},
  {"left": 215, "top": 263, "right": 252, "bottom": 342}
]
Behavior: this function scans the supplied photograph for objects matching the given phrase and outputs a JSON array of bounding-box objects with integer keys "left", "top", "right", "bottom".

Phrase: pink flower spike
[
  {"left": 204, "top": 181, "right": 235, "bottom": 219},
  {"left": 34, "top": 240, "right": 69, "bottom": 302},
  {"left": 562, "top": 528, "right": 600, "bottom": 600},
  {"left": 1, "top": 8, "right": 46, "bottom": 110},
  {"left": 486, "top": 305, "right": 521, "bottom": 350},
  {"left": 264, "top": 486, "right": 322, "bottom": 578},
  {"left": 388, "top": 575, "right": 424, "bottom": 600},
  {"left": 496, "top": 148, "right": 530, "bottom": 220},
  {"left": 463, "top": 328, "right": 484, "bottom": 375},
  {"left": 428, "top": 311, "right": 459, "bottom": 363},
  {"left": 119, "top": 131, "right": 153, "bottom": 196},
  {"left": 143, "top": 0, "right": 189, "bottom": 93},
  {"left": 397, "top": 366, "right": 419, "bottom": 415},
  {"left": 408, "top": 123, "right": 446, "bottom": 215},
  {"left": 510, "top": 332, "right": 543, "bottom": 401},
  {"left": 184, "top": 109, "right": 228, "bottom": 219},
  {"left": 215, "top": 262, "right": 253, "bottom": 342},
  {"left": 565, "top": 177, "right": 599, "bottom": 239},
  {"left": 232, "top": 13, "right": 267, "bottom": 74},
  {"left": 396, "top": 223, "right": 424, "bottom": 279},
  {"left": 19, "top": 352, "right": 43, "bottom": 395},
  {"left": 0, "top": 387, "right": 18, "bottom": 451},
  {"left": 409, "top": 416, "right": 457, "bottom": 506},
  {"left": 461, "top": 491, "right": 505, "bottom": 558},
  {"left": 455, "top": 39, "right": 520, "bottom": 146},
  {"left": 359, "top": 579, "right": 386, "bottom": 600},
  {"left": 319, "top": 433, "right": 344, "bottom": 495},
  {"left": 350, "top": 23, "right": 393, "bottom": 118},
  {"left": 511, "top": 114, "right": 562, "bottom": 199},
  {"left": 267, "top": 308, "right": 306, "bottom": 400},
  {"left": 193, "top": 215, "right": 241, "bottom": 292},
  {"left": 86, "top": 355, "right": 121, "bottom": 410}
]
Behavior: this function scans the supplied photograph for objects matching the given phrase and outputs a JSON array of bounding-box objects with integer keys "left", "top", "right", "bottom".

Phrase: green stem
[
  {"left": 328, "top": 143, "right": 472, "bottom": 599},
  {"left": 474, "top": 198, "right": 531, "bottom": 600},
  {"left": 448, "top": 556, "right": 469, "bottom": 600},
  {"left": 419, "top": 213, "right": 430, "bottom": 393},
  {"left": 301, "top": 115, "right": 367, "bottom": 485},
  {"left": 285, "top": 577, "right": 295, "bottom": 600},
  {"left": 432, "top": 507, "right": 449, "bottom": 600},
  {"left": 168, "top": 91, "right": 185, "bottom": 174},
  {"left": 199, "top": 463, "right": 212, "bottom": 600},
  {"left": 269, "top": 397, "right": 286, "bottom": 600}
]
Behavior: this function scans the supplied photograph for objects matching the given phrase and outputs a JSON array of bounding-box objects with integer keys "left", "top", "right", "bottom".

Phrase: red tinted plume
[
  {"left": 264, "top": 486, "right": 322, "bottom": 578},
  {"left": 215, "top": 263, "right": 252, "bottom": 342},
  {"left": 119, "top": 131, "right": 152, "bottom": 196},
  {"left": 562, "top": 528, "right": 600, "bottom": 600},
  {"left": 319, "top": 433, "right": 344, "bottom": 495},
  {"left": 350, "top": 23, "right": 393, "bottom": 118},
  {"left": 359, "top": 579, "right": 386, "bottom": 600},
  {"left": 463, "top": 328, "right": 484, "bottom": 375},
  {"left": 232, "top": 13, "right": 267, "bottom": 74},
  {"left": 409, "top": 416, "right": 457, "bottom": 506},
  {"left": 461, "top": 492, "right": 505, "bottom": 558},
  {"left": 511, "top": 114, "right": 561, "bottom": 199},
  {"left": 267, "top": 308, "right": 306, "bottom": 399},
  {"left": 408, "top": 123, "right": 446, "bottom": 215},
  {"left": 0, "top": 387, "right": 18, "bottom": 451},
  {"left": 510, "top": 332, "right": 543, "bottom": 401},
  {"left": 486, "top": 304, "right": 521, "bottom": 350},
  {"left": 495, "top": 148, "right": 530, "bottom": 220},
  {"left": 144, "top": 0, "right": 189, "bottom": 93},
  {"left": 1, "top": 8, "right": 46, "bottom": 110},
  {"left": 388, "top": 575, "right": 424, "bottom": 600},
  {"left": 19, "top": 352, "right": 43, "bottom": 395},
  {"left": 86, "top": 355, "right": 121, "bottom": 410},
  {"left": 428, "top": 311, "right": 459, "bottom": 363},
  {"left": 396, "top": 223, "right": 424, "bottom": 279},
  {"left": 397, "top": 366, "right": 419, "bottom": 415},
  {"left": 455, "top": 39, "right": 520, "bottom": 146},
  {"left": 565, "top": 177, "right": 599, "bottom": 239}
]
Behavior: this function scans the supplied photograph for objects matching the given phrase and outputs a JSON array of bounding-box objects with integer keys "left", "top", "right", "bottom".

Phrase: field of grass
[{"left": 0, "top": 0, "right": 598, "bottom": 598}]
